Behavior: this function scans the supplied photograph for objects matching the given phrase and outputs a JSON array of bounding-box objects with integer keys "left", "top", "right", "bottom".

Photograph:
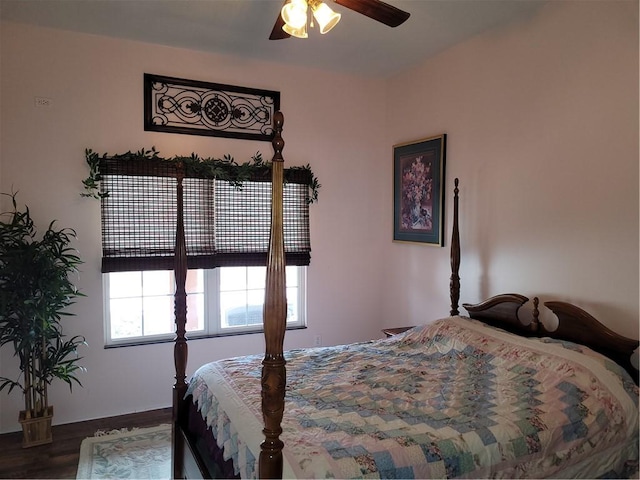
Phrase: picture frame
[
  {"left": 143, "top": 73, "right": 280, "bottom": 141},
  {"left": 393, "top": 134, "right": 447, "bottom": 246}
]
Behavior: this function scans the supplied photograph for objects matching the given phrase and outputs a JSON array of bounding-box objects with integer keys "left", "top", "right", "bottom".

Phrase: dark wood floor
[{"left": 0, "top": 407, "right": 172, "bottom": 479}]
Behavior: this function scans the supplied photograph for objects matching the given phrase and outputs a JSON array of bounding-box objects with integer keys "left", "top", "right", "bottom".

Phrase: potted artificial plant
[{"left": 0, "top": 192, "right": 86, "bottom": 447}]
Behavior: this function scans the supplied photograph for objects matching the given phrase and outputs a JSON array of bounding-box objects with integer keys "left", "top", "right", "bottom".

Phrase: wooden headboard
[
  {"left": 543, "top": 301, "right": 639, "bottom": 384},
  {"left": 463, "top": 294, "right": 537, "bottom": 336},
  {"left": 463, "top": 294, "right": 638, "bottom": 384}
]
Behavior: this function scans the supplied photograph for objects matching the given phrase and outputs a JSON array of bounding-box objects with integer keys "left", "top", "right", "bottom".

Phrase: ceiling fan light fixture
[
  {"left": 311, "top": 1, "right": 341, "bottom": 34},
  {"left": 281, "top": 0, "right": 308, "bottom": 30},
  {"left": 282, "top": 22, "right": 309, "bottom": 38},
  {"left": 270, "top": 0, "right": 410, "bottom": 41}
]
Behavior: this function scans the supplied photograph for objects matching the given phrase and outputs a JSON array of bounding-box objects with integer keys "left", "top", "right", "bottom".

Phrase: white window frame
[{"left": 104, "top": 266, "right": 306, "bottom": 347}]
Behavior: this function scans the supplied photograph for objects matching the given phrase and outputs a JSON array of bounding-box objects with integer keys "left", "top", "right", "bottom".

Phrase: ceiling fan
[{"left": 269, "top": 0, "right": 410, "bottom": 40}]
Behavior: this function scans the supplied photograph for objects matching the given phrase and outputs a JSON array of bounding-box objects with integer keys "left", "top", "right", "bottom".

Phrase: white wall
[
  {"left": 1, "top": 0, "right": 638, "bottom": 434},
  {"left": 0, "top": 23, "right": 388, "bottom": 432},
  {"left": 383, "top": 1, "right": 639, "bottom": 338}
]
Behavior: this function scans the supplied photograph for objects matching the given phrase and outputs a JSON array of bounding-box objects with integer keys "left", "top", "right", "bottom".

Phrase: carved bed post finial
[
  {"left": 259, "top": 111, "right": 287, "bottom": 479},
  {"left": 271, "top": 111, "right": 284, "bottom": 162},
  {"left": 450, "top": 178, "right": 461, "bottom": 316},
  {"left": 530, "top": 297, "right": 540, "bottom": 333}
]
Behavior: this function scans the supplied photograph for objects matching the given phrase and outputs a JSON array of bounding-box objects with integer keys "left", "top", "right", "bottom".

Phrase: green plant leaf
[
  {"left": 0, "top": 193, "right": 86, "bottom": 413},
  {"left": 81, "top": 147, "right": 321, "bottom": 203}
]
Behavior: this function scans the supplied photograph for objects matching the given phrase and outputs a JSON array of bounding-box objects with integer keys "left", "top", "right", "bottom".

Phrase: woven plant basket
[{"left": 19, "top": 406, "right": 53, "bottom": 448}]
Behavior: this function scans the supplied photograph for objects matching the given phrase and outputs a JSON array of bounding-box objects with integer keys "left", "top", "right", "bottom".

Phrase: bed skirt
[{"left": 186, "top": 395, "right": 240, "bottom": 479}]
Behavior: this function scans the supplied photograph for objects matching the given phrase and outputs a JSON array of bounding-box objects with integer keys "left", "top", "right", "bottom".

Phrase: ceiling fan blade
[
  {"left": 333, "top": 0, "right": 410, "bottom": 27},
  {"left": 269, "top": 2, "right": 291, "bottom": 40}
]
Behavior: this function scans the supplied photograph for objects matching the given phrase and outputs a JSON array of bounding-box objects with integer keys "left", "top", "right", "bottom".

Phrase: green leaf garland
[{"left": 81, "top": 148, "right": 320, "bottom": 203}]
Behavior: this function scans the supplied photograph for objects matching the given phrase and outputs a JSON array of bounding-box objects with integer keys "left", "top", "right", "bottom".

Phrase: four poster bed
[{"left": 170, "top": 111, "right": 639, "bottom": 479}]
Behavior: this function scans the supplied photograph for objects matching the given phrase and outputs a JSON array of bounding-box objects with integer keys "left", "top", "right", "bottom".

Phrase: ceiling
[{"left": 0, "top": 0, "right": 545, "bottom": 78}]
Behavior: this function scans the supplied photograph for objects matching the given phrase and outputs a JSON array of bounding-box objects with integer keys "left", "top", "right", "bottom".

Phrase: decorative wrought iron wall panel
[{"left": 144, "top": 74, "right": 281, "bottom": 141}]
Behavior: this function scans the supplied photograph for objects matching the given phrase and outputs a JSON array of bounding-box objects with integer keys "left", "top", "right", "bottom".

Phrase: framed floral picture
[{"left": 393, "top": 134, "right": 447, "bottom": 245}]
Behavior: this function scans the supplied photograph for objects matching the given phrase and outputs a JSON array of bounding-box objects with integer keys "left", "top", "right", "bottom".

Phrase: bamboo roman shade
[{"left": 99, "top": 157, "right": 311, "bottom": 273}]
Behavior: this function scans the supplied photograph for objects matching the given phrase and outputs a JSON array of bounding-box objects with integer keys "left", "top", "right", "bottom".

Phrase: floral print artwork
[{"left": 400, "top": 154, "right": 434, "bottom": 232}]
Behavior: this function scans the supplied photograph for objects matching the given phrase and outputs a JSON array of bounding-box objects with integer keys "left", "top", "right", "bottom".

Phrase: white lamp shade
[
  {"left": 312, "top": 2, "right": 341, "bottom": 34},
  {"left": 282, "top": 22, "right": 308, "bottom": 38},
  {"left": 281, "top": 0, "right": 308, "bottom": 29}
]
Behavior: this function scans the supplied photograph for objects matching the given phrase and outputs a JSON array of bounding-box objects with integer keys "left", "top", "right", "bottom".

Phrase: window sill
[{"left": 104, "top": 325, "right": 307, "bottom": 349}]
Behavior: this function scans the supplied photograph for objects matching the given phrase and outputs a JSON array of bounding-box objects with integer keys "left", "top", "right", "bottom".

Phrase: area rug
[{"left": 76, "top": 424, "right": 171, "bottom": 479}]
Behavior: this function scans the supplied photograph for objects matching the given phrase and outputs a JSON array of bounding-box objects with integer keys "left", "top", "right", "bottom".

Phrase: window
[
  {"left": 96, "top": 154, "right": 313, "bottom": 346},
  {"left": 105, "top": 266, "right": 306, "bottom": 346}
]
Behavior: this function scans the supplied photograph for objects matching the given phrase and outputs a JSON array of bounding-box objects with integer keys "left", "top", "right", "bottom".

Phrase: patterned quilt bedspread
[{"left": 187, "top": 316, "right": 639, "bottom": 479}]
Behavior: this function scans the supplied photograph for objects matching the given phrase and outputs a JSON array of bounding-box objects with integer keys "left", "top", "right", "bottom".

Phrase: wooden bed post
[
  {"left": 450, "top": 178, "right": 460, "bottom": 316},
  {"left": 172, "top": 161, "right": 188, "bottom": 479},
  {"left": 259, "top": 111, "right": 287, "bottom": 480}
]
